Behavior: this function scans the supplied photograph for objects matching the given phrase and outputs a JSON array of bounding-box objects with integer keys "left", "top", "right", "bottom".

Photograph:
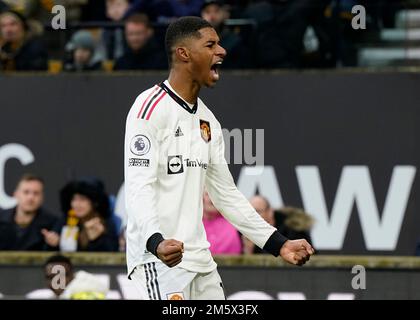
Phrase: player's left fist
[{"left": 279, "top": 239, "right": 315, "bottom": 266}]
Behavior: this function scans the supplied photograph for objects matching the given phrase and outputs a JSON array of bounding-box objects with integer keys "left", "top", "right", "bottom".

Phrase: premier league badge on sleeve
[
  {"left": 200, "top": 119, "right": 211, "bottom": 143},
  {"left": 130, "top": 134, "right": 151, "bottom": 156}
]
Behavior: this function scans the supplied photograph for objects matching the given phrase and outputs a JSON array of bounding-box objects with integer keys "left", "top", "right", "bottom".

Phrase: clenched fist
[
  {"left": 156, "top": 239, "right": 184, "bottom": 268},
  {"left": 280, "top": 239, "right": 315, "bottom": 266}
]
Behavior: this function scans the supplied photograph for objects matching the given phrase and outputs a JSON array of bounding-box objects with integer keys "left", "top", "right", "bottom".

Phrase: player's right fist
[{"left": 156, "top": 239, "right": 184, "bottom": 267}]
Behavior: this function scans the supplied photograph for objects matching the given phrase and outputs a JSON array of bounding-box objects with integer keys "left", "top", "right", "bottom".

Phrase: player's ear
[{"left": 175, "top": 46, "right": 190, "bottom": 63}]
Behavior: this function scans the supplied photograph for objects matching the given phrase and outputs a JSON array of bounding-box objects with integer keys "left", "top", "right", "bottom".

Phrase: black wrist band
[
  {"left": 146, "top": 232, "right": 165, "bottom": 257},
  {"left": 263, "top": 231, "right": 288, "bottom": 257}
]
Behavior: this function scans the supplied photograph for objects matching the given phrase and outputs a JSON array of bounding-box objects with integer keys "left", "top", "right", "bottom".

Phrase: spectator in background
[
  {"left": 0, "top": 174, "right": 59, "bottom": 250},
  {"left": 202, "top": 191, "right": 242, "bottom": 255},
  {"left": 114, "top": 13, "right": 167, "bottom": 70},
  {"left": 243, "top": 195, "right": 314, "bottom": 254},
  {"left": 44, "top": 255, "right": 75, "bottom": 298},
  {"left": 26, "top": 255, "right": 110, "bottom": 299},
  {"left": 64, "top": 30, "right": 102, "bottom": 71},
  {"left": 201, "top": 0, "right": 252, "bottom": 68},
  {"left": 58, "top": 177, "right": 119, "bottom": 251},
  {"left": 275, "top": 206, "right": 314, "bottom": 243},
  {"left": 2, "top": 0, "right": 49, "bottom": 21},
  {"left": 123, "top": 0, "right": 204, "bottom": 22},
  {"left": 0, "top": 10, "right": 47, "bottom": 71},
  {"left": 102, "top": 0, "right": 130, "bottom": 60},
  {"left": 245, "top": 0, "right": 332, "bottom": 68}
]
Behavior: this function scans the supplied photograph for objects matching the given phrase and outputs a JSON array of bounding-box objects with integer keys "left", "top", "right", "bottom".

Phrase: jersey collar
[{"left": 159, "top": 82, "right": 198, "bottom": 114}]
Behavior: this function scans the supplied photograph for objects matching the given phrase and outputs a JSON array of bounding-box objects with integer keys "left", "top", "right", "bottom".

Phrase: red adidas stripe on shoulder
[
  {"left": 137, "top": 85, "right": 159, "bottom": 119},
  {"left": 145, "top": 90, "right": 167, "bottom": 120}
]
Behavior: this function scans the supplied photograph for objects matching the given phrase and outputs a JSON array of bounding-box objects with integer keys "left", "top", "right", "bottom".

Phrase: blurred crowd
[
  {"left": 0, "top": 173, "right": 314, "bottom": 255},
  {"left": 0, "top": 0, "right": 405, "bottom": 72}
]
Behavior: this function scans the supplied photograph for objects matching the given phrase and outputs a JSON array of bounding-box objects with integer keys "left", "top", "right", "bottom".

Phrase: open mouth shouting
[{"left": 210, "top": 60, "right": 223, "bottom": 81}]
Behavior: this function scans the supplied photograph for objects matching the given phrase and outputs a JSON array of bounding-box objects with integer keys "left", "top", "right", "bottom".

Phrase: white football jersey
[{"left": 124, "top": 80, "right": 280, "bottom": 276}]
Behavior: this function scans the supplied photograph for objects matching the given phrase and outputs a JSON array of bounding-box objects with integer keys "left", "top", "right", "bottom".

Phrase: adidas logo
[{"left": 175, "top": 126, "right": 184, "bottom": 137}]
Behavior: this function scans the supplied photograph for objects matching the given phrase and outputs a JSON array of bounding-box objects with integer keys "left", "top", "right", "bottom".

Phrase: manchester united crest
[
  {"left": 167, "top": 292, "right": 185, "bottom": 300},
  {"left": 200, "top": 119, "right": 211, "bottom": 143}
]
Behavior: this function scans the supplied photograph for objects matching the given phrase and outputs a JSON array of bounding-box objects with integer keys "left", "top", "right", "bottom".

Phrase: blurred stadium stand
[
  {"left": 3, "top": 0, "right": 420, "bottom": 71},
  {"left": 360, "top": 7, "right": 420, "bottom": 66}
]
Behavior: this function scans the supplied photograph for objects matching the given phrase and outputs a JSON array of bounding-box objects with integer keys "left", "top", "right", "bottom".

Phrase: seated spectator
[
  {"left": 64, "top": 30, "right": 103, "bottom": 71},
  {"left": 201, "top": 0, "right": 253, "bottom": 69},
  {"left": 102, "top": 0, "right": 130, "bottom": 60},
  {"left": 0, "top": 10, "right": 48, "bottom": 71},
  {"left": 114, "top": 14, "right": 167, "bottom": 70},
  {"left": 123, "top": 0, "right": 203, "bottom": 22},
  {"left": 2, "top": 0, "right": 48, "bottom": 20},
  {"left": 26, "top": 255, "right": 110, "bottom": 300},
  {"left": 243, "top": 195, "right": 314, "bottom": 254},
  {"left": 202, "top": 191, "right": 242, "bottom": 255},
  {"left": 58, "top": 177, "right": 119, "bottom": 252},
  {"left": 245, "top": 0, "right": 332, "bottom": 68},
  {"left": 0, "top": 174, "right": 59, "bottom": 250},
  {"left": 275, "top": 206, "right": 314, "bottom": 243}
]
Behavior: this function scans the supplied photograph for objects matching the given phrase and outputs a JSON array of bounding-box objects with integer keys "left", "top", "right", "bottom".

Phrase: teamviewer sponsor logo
[
  {"left": 167, "top": 155, "right": 184, "bottom": 174},
  {"left": 185, "top": 158, "right": 208, "bottom": 170}
]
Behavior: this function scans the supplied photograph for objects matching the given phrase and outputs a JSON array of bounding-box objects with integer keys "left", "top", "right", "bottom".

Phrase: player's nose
[{"left": 216, "top": 44, "right": 227, "bottom": 59}]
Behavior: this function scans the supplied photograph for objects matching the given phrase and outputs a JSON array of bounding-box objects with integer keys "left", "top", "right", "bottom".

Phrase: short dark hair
[
  {"left": 165, "top": 16, "right": 213, "bottom": 66},
  {"left": 17, "top": 173, "right": 44, "bottom": 186},
  {"left": 44, "top": 254, "right": 73, "bottom": 270},
  {"left": 125, "top": 13, "right": 151, "bottom": 29}
]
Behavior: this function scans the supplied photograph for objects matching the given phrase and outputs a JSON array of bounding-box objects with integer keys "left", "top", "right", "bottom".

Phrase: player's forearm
[{"left": 126, "top": 182, "right": 162, "bottom": 242}]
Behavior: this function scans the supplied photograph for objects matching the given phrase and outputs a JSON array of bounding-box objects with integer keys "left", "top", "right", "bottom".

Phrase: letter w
[{"left": 296, "top": 166, "right": 416, "bottom": 250}]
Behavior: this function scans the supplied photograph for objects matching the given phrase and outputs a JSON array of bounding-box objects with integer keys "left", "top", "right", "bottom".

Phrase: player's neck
[{"left": 168, "top": 70, "right": 200, "bottom": 105}]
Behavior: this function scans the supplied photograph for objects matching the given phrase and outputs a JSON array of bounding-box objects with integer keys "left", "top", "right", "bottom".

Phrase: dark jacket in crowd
[
  {"left": 252, "top": 209, "right": 313, "bottom": 254},
  {"left": 114, "top": 38, "right": 167, "bottom": 71},
  {"left": 217, "top": 25, "right": 253, "bottom": 69},
  {"left": 77, "top": 219, "right": 119, "bottom": 252},
  {"left": 0, "top": 207, "right": 58, "bottom": 250},
  {"left": 124, "top": 0, "right": 203, "bottom": 21},
  {"left": 0, "top": 37, "right": 48, "bottom": 71}
]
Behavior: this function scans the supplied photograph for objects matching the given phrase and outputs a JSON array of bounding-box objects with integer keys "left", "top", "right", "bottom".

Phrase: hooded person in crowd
[
  {"left": 64, "top": 30, "right": 102, "bottom": 72},
  {"left": 58, "top": 177, "right": 119, "bottom": 252}
]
